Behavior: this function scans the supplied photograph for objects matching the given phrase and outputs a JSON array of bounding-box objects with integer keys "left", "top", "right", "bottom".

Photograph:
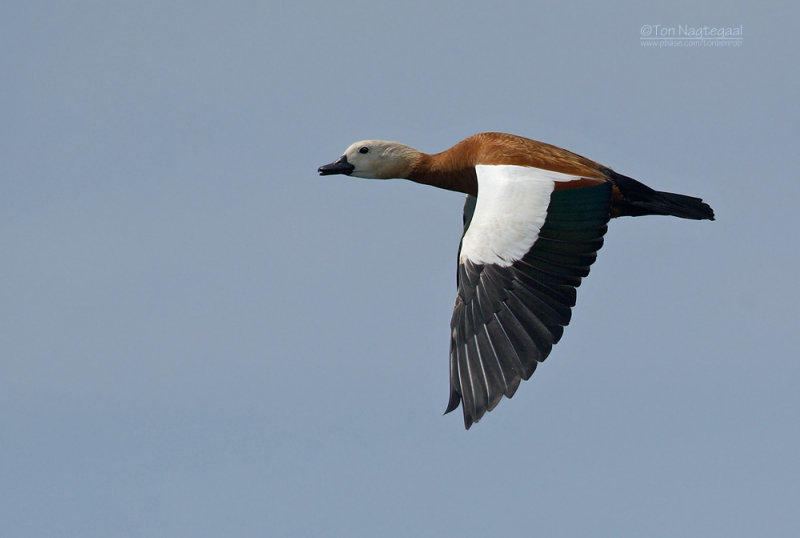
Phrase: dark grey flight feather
[{"left": 447, "top": 183, "right": 613, "bottom": 428}]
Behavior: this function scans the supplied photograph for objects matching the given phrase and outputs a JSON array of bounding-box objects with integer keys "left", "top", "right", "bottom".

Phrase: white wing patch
[{"left": 460, "top": 165, "right": 591, "bottom": 267}]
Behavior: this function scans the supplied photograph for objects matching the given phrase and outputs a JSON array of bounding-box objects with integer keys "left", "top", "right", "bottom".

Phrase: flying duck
[{"left": 319, "top": 132, "right": 714, "bottom": 429}]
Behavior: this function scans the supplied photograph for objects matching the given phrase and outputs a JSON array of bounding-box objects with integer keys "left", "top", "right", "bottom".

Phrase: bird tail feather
[{"left": 607, "top": 170, "right": 715, "bottom": 221}]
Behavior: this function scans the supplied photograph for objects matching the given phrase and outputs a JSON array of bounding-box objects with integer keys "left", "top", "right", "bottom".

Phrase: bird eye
[{"left": 359, "top": 146, "right": 369, "bottom": 154}]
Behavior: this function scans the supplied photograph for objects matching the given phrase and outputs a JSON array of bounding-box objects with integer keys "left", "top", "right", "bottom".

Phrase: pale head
[{"left": 318, "top": 140, "right": 421, "bottom": 179}]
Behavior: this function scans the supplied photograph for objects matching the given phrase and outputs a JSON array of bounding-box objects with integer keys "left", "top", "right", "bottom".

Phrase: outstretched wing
[{"left": 447, "top": 165, "right": 612, "bottom": 428}]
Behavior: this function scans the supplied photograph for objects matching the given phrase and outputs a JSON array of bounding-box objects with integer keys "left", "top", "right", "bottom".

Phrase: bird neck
[{"left": 407, "top": 149, "right": 478, "bottom": 196}]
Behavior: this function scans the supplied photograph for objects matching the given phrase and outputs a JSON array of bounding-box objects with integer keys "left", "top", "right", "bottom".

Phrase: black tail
[{"left": 606, "top": 169, "right": 715, "bottom": 221}]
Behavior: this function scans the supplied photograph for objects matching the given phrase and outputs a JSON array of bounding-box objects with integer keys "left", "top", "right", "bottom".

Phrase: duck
[{"left": 319, "top": 132, "right": 714, "bottom": 429}]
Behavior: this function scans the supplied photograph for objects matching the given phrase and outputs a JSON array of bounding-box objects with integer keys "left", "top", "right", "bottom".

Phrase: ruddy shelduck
[{"left": 319, "top": 132, "right": 714, "bottom": 429}]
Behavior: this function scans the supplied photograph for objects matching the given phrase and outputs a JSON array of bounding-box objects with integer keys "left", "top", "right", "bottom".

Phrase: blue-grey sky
[{"left": 2, "top": 1, "right": 798, "bottom": 537}]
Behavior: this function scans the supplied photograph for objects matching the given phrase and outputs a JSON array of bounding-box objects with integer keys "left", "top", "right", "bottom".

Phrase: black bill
[{"left": 318, "top": 155, "right": 355, "bottom": 176}]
